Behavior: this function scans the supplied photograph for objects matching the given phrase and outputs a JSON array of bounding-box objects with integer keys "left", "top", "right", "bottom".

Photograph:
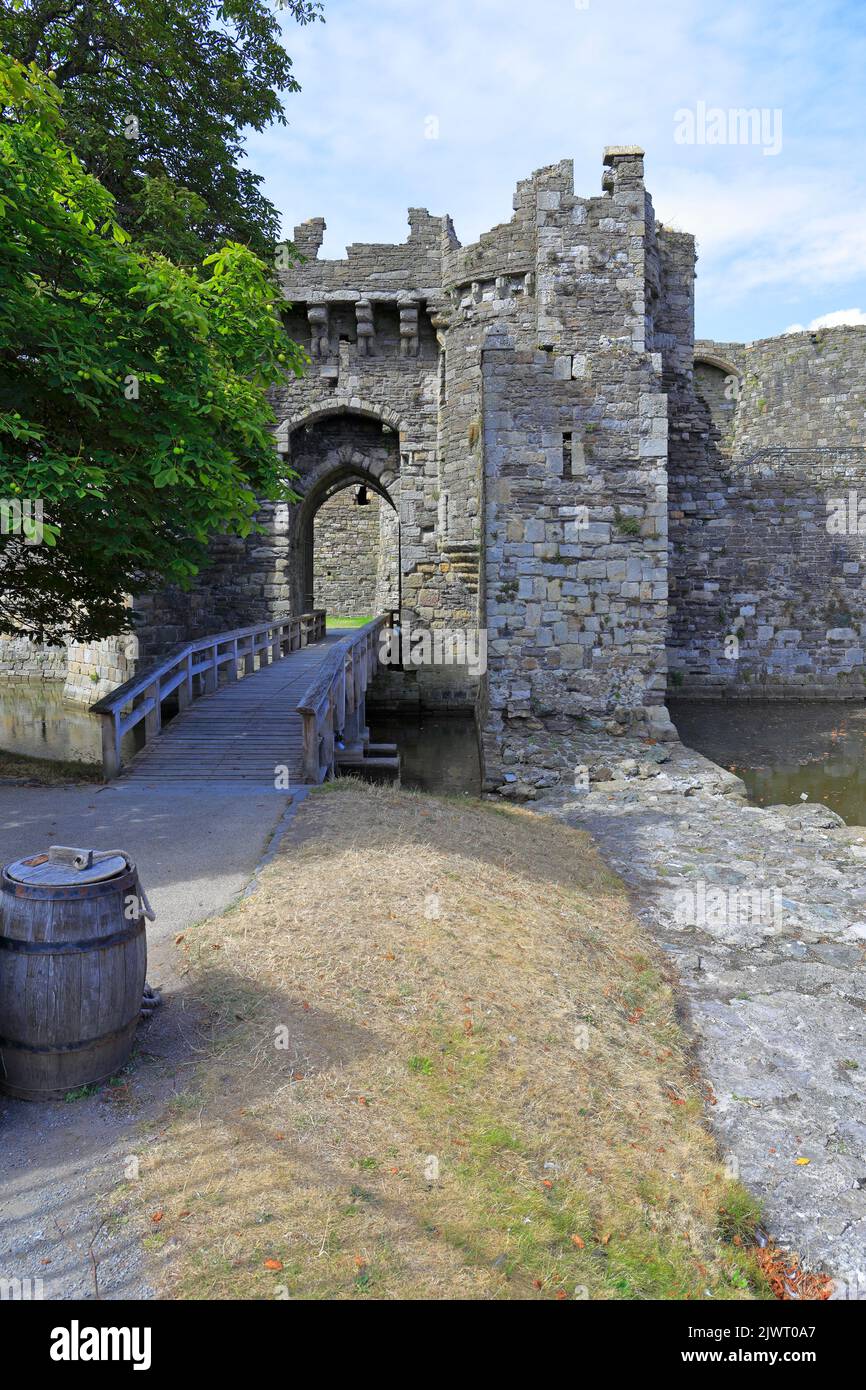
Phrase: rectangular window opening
[{"left": 562, "top": 431, "right": 573, "bottom": 480}]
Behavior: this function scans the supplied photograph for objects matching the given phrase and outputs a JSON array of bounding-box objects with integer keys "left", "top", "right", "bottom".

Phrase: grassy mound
[{"left": 131, "top": 781, "right": 769, "bottom": 1300}]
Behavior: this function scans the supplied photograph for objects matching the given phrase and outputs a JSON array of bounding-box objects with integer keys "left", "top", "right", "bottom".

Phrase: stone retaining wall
[
  {"left": 0, "top": 635, "right": 66, "bottom": 683},
  {"left": 63, "top": 635, "right": 138, "bottom": 706}
]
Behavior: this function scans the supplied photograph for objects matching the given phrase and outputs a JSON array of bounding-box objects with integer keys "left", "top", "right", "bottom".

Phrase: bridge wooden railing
[
  {"left": 91, "top": 611, "right": 326, "bottom": 779},
  {"left": 296, "top": 614, "right": 392, "bottom": 784}
]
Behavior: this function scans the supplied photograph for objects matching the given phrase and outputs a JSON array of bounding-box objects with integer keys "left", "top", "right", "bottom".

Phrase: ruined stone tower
[
  {"left": 170, "top": 149, "right": 686, "bottom": 740},
  {"left": 25, "top": 145, "right": 864, "bottom": 788}
]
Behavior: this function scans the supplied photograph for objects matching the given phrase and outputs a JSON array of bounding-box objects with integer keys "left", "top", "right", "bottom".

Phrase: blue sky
[{"left": 245, "top": 0, "right": 866, "bottom": 343}]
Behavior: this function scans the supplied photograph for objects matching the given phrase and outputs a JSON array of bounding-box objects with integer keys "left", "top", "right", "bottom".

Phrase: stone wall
[
  {"left": 63, "top": 634, "right": 138, "bottom": 706},
  {"left": 0, "top": 635, "right": 66, "bottom": 684},
  {"left": 0, "top": 632, "right": 135, "bottom": 707},
  {"left": 669, "top": 327, "right": 866, "bottom": 697},
  {"left": 312, "top": 485, "right": 399, "bottom": 617}
]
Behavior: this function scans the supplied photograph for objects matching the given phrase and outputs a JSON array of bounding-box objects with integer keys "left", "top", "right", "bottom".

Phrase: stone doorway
[
  {"left": 312, "top": 482, "right": 399, "bottom": 619},
  {"left": 287, "top": 412, "right": 402, "bottom": 619}
]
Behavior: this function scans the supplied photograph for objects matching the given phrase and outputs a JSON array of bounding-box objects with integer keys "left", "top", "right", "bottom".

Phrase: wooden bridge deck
[{"left": 121, "top": 633, "right": 347, "bottom": 784}]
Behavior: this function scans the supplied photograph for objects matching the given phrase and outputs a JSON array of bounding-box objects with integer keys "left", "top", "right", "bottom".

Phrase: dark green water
[
  {"left": 0, "top": 681, "right": 137, "bottom": 766},
  {"left": 0, "top": 682, "right": 480, "bottom": 793},
  {"left": 0, "top": 681, "right": 103, "bottom": 764},
  {"left": 670, "top": 699, "right": 866, "bottom": 827},
  {"left": 369, "top": 712, "right": 481, "bottom": 795}
]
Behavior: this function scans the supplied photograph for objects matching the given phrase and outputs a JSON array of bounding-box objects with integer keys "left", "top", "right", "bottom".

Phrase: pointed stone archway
[{"left": 284, "top": 411, "right": 402, "bottom": 615}]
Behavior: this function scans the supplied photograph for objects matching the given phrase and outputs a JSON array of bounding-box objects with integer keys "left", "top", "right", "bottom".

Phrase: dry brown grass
[{"left": 130, "top": 781, "right": 768, "bottom": 1300}]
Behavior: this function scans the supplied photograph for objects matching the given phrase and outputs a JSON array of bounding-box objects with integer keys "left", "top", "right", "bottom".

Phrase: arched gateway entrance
[{"left": 286, "top": 411, "right": 401, "bottom": 618}]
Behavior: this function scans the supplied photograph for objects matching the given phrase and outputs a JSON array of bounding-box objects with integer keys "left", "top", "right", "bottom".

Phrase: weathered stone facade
[
  {"left": 62, "top": 633, "right": 138, "bottom": 705},
  {"left": 312, "top": 484, "right": 398, "bottom": 617},
  {"left": 0, "top": 631, "right": 135, "bottom": 704},
  {"left": 9, "top": 148, "right": 866, "bottom": 788},
  {"left": 0, "top": 635, "right": 66, "bottom": 684},
  {"left": 669, "top": 328, "right": 866, "bottom": 697}
]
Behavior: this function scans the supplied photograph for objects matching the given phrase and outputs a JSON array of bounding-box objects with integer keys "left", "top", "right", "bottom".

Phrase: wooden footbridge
[{"left": 91, "top": 612, "right": 399, "bottom": 785}]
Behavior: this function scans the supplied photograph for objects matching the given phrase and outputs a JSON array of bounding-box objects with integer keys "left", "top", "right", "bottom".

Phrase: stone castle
[{"left": 5, "top": 146, "right": 866, "bottom": 786}]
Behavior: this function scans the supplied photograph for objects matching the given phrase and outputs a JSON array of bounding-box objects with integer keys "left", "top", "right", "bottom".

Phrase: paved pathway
[{"left": 0, "top": 777, "right": 299, "bottom": 1299}]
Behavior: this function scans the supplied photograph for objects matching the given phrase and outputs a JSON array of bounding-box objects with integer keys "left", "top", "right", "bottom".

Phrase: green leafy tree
[
  {"left": 0, "top": 0, "right": 324, "bottom": 260},
  {"left": 0, "top": 51, "right": 305, "bottom": 643}
]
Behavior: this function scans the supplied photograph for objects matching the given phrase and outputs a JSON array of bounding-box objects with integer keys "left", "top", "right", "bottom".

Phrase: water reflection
[
  {"left": 0, "top": 681, "right": 134, "bottom": 765},
  {"left": 368, "top": 712, "right": 481, "bottom": 795},
  {"left": 670, "top": 699, "right": 866, "bottom": 827}
]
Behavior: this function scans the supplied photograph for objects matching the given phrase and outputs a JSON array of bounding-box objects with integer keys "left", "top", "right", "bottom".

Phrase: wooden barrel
[{"left": 0, "top": 851, "right": 147, "bottom": 1100}]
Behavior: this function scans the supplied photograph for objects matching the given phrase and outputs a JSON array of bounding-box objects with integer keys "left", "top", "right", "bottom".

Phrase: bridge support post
[{"left": 100, "top": 714, "right": 121, "bottom": 780}]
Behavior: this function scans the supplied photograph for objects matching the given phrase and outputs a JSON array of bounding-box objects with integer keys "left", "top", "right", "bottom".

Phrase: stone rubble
[{"left": 498, "top": 727, "right": 866, "bottom": 1287}]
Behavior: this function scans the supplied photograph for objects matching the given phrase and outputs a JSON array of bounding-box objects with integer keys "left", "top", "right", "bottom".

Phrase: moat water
[
  {"left": 670, "top": 698, "right": 866, "bottom": 826},
  {"left": 368, "top": 711, "right": 481, "bottom": 795},
  {"left": 0, "top": 682, "right": 482, "bottom": 794},
  {"left": 5, "top": 683, "right": 858, "bottom": 814},
  {"left": 0, "top": 681, "right": 106, "bottom": 766}
]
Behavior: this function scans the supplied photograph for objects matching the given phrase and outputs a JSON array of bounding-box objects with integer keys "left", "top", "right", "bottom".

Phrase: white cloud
[
  {"left": 783, "top": 308, "right": 866, "bottom": 333},
  {"left": 250, "top": 0, "right": 866, "bottom": 339}
]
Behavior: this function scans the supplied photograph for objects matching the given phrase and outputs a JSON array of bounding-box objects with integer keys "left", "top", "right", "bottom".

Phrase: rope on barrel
[{"left": 47, "top": 845, "right": 156, "bottom": 921}]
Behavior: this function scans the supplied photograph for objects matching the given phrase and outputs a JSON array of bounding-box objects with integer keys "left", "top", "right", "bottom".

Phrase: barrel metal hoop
[
  {"left": 0, "top": 920, "right": 146, "bottom": 955},
  {"left": 0, "top": 864, "right": 140, "bottom": 901},
  {"left": 0, "top": 1015, "right": 140, "bottom": 1054}
]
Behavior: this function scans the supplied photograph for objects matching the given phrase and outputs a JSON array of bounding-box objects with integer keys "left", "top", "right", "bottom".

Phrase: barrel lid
[{"left": 5, "top": 852, "right": 129, "bottom": 887}]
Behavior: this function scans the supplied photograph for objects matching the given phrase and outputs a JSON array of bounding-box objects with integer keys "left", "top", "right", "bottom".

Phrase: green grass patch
[
  {"left": 0, "top": 747, "right": 103, "bottom": 784},
  {"left": 325, "top": 614, "right": 371, "bottom": 629}
]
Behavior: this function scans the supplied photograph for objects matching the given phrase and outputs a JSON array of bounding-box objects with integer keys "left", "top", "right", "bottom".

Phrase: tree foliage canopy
[
  {"left": 0, "top": 0, "right": 323, "bottom": 260},
  {"left": 0, "top": 50, "right": 304, "bottom": 642}
]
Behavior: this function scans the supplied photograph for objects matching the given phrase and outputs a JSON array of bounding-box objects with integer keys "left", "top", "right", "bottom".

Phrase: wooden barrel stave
[{"left": 0, "top": 862, "right": 147, "bottom": 1101}]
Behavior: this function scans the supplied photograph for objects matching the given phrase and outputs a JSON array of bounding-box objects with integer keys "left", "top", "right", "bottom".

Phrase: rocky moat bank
[{"left": 494, "top": 722, "right": 866, "bottom": 1291}]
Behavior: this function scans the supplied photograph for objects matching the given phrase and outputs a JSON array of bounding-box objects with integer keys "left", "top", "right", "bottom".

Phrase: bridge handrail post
[
  {"left": 144, "top": 680, "right": 162, "bottom": 740},
  {"left": 177, "top": 652, "right": 193, "bottom": 710},
  {"left": 91, "top": 610, "right": 331, "bottom": 780},
  {"left": 226, "top": 639, "right": 239, "bottom": 681},
  {"left": 99, "top": 711, "right": 122, "bottom": 780},
  {"left": 300, "top": 707, "right": 320, "bottom": 781},
  {"left": 203, "top": 644, "right": 218, "bottom": 692}
]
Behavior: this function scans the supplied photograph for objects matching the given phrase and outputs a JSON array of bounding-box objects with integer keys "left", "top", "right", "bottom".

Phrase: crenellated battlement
[{"left": 33, "top": 145, "right": 863, "bottom": 794}]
